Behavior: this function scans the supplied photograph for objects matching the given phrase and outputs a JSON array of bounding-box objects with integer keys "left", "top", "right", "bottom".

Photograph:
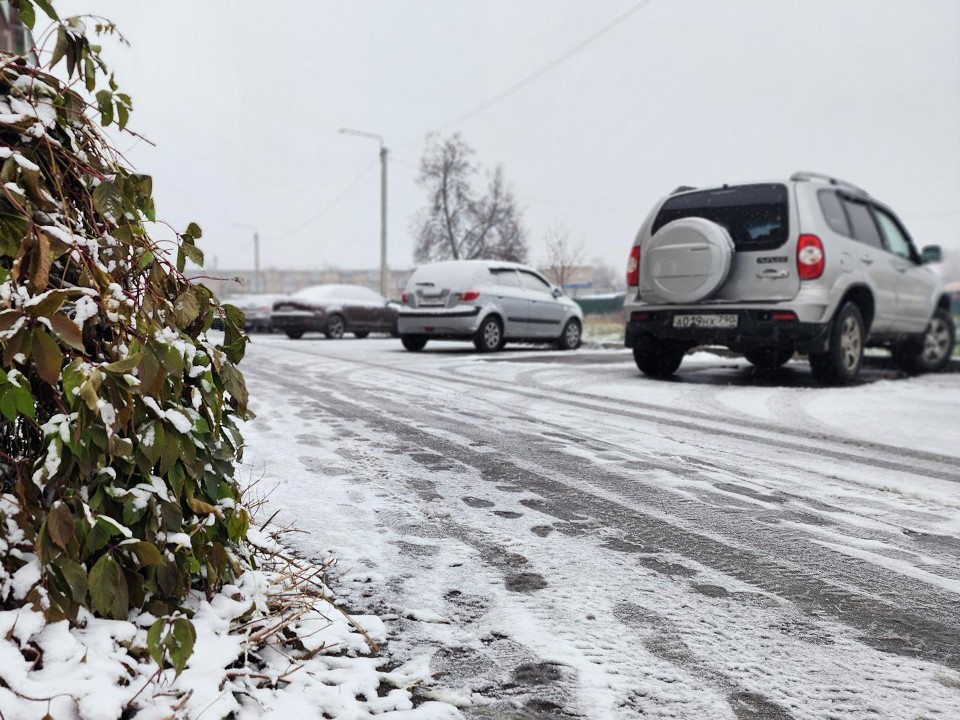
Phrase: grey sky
[{"left": 57, "top": 0, "right": 960, "bottom": 279}]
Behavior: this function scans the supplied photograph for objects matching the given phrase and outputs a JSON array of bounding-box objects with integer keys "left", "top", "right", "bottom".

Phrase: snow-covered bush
[{"left": 0, "top": 0, "right": 249, "bottom": 669}]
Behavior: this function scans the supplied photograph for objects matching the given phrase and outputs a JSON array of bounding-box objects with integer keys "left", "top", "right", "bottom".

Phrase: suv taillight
[
  {"left": 400, "top": 293, "right": 408, "bottom": 303},
  {"left": 797, "top": 234, "right": 824, "bottom": 280},
  {"left": 626, "top": 246, "right": 641, "bottom": 287},
  {"left": 461, "top": 290, "right": 480, "bottom": 302}
]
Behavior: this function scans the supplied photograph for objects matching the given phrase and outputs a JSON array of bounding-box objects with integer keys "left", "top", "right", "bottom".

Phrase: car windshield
[{"left": 653, "top": 183, "right": 789, "bottom": 250}]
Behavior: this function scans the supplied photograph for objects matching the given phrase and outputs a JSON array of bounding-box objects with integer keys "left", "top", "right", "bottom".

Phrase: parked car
[
  {"left": 271, "top": 284, "right": 398, "bottom": 339},
  {"left": 623, "top": 172, "right": 955, "bottom": 383},
  {"left": 219, "top": 294, "right": 283, "bottom": 333},
  {"left": 397, "top": 260, "right": 583, "bottom": 352}
]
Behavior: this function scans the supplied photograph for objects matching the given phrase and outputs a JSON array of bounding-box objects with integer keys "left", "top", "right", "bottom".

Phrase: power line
[
  {"left": 397, "top": 0, "right": 654, "bottom": 149},
  {"left": 272, "top": 159, "right": 379, "bottom": 240}
]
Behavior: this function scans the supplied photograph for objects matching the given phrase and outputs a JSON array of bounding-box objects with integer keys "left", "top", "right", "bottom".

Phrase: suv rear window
[{"left": 653, "top": 183, "right": 789, "bottom": 251}]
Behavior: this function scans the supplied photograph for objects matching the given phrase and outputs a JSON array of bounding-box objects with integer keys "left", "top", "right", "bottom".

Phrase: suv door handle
[
  {"left": 860, "top": 255, "right": 874, "bottom": 265},
  {"left": 756, "top": 268, "right": 789, "bottom": 279}
]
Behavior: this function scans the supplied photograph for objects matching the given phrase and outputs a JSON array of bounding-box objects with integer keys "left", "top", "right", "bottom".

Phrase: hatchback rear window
[{"left": 653, "top": 183, "right": 789, "bottom": 251}]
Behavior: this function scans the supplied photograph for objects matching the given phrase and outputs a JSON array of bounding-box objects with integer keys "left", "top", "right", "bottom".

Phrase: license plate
[{"left": 672, "top": 313, "right": 738, "bottom": 329}]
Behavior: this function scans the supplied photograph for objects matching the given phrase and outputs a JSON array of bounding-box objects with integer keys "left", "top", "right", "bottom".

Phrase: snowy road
[{"left": 240, "top": 336, "right": 960, "bottom": 719}]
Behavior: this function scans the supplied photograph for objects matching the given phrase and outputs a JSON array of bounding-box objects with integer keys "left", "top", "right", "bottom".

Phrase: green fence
[{"left": 574, "top": 293, "right": 626, "bottom": 316}]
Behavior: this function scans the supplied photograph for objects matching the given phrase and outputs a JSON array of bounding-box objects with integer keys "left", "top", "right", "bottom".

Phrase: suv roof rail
[
  {"left": 670, "top": 185, "right": 697, "bottom": 195},
  {"left": 790, "top": 171, "right": 871, "bottom": 197}
]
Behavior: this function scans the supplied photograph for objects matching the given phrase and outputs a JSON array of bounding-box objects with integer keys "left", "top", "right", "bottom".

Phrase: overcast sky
[{"left": 56, "top": 0, "right": 960, "bottom": 279}]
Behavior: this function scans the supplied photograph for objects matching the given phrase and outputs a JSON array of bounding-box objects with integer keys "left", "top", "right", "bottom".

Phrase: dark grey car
[{"left": 271, "top": 284, "right": 398, "bottom": 340}]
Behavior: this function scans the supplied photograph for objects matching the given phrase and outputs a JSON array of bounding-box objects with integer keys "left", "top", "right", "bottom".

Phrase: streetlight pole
[
  {"left": 339, "top": 128, "right": 388, "bottom": 298},
  {"left": 234, "top": 223, "right": 260, "bottom": 293}
]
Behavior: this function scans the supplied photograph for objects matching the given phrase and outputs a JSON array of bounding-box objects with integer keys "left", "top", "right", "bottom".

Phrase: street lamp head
[{"left": 339, "top": 127, "right": 384, "bottom": 148}]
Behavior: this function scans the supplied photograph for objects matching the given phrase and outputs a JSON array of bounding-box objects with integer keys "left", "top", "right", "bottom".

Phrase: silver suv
[
  {"left": 397, "top": 260, "right": 583, "bottom": 352},
  {"left": 623, "top": 172, "right": 955, "bottom": 383}
]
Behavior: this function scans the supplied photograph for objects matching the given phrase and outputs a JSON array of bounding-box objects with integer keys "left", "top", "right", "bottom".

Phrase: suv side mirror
[
  {"left": 552, "top": 287, "right": 563, "bottom": 298},
  {"left": 921, "top": 245, "right": 943, "bottom": 264}
]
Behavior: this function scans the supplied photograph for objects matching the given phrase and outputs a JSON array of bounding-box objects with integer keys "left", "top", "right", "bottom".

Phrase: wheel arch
[{"left": 837, "top": 284, "right": 875, "bottom": 331}]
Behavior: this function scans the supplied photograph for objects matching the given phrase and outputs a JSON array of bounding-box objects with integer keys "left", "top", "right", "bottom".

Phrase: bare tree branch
[{"left": 413, "top": 134, "right": 527, "bottom": 263}]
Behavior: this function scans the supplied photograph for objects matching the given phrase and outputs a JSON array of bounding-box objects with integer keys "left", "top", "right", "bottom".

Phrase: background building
[{"left": 0, "top": 2, "right": 33, "bottom": 56}]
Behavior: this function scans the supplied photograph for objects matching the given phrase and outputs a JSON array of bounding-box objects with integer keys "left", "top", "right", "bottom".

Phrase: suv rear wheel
[
  {"left": 633, "top": 335, "right": 685, "bottom": 378},
  {"left": 809, "top": 302, "right": 864, "bottom": 384},
  {"left": 892, "top": 307, "right": 955, "bottom": 375}
]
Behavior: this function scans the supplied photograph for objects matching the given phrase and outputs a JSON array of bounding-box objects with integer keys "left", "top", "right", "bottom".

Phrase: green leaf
[
  {"left": 0, "top": 390, "right": 17, "bottom": 421},
  {"left": 92, "top": 181, "right": 123, "bottom": 219},
  {"left": 173, "top": 289, "right": 200, "bottom": 328},
  {"left": 15, "top": 1, "right": 36, "bottom": 30},
  {"left": 183, "top": 222, "right": 202, "bottom": 241},
  {"left": 33, "top": 0, "right": 57, "bottom": 21},
  {"left": 102, "top": 353, "right": 142, "bottom": 374},
  {"left": 181, "top": 242, "right": 203, "bottom": 267},
  {"left": 95, "top": 89, "right": 114, "bottom": 126},
  {"left": 117, "top": 102, "right": 129, "bottom": 131},
  {"left": 50, "top": 27, "right": 69, "bottom": 68},
  {"left": 48, "top": 502, "right": 75, "bottom": 551},
  {"left": 147, "top": 618, "right": 166, "bottom": 666},
  {"left": 169, "top": 617, "right": 196, "bottom": 675},
  {"left": 81, "top": 55, "right": 95, "bottom": 92},
  {"left": 32, "top": 329, "right": 63, "bottom": 385},
  {"left": 54, "top": 556, "right": 88, "bottom": 604},
  {"left": 220, "top": 364, "right": 249, "bottom": 408},
  {"left": 12, "top": 385, "right": 35, "bottom": 419},
  {"left": 89, "top": 554, "right": 125, "bottom": 618},
  {"left": 128, "top": 541, "right": 163, "bottom": 567}
]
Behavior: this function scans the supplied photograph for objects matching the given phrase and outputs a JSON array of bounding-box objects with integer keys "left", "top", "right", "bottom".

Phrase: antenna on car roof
[
  {"left": 790, "top": 171, "right": 871, "bottom": 197},
  {"left": 670, "top": 185, "right": 697, "bottom": 195}
]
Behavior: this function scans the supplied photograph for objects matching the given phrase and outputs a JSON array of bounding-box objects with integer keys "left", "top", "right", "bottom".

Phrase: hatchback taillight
[
  {"left": 797, "top": 234, "right": 824, "bottom": 280},
  {"left": 461, "top": 290, "right": 480, "bottom": 302},
  {"left": 627, "top": 246, "right": 641, "bottom": 287},
  {"left": 401, "top": 292, "right": 408, "bottom": 304}
]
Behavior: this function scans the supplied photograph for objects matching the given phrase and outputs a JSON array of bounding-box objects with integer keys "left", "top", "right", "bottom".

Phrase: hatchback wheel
[
  {"left": 353, "top": 331, "right": 369, "bottom": 339},
  {"left": 474, "top": 316, "right": 504, "bottom": 353},
  {"left": 401, "top": 335, "right": 428, "bottom": 352},
  {"left": 556, "top": 319, "right": 582, "bottom": 350},
  {"left": 810, "top": 302, "right": 864, "bottom": 384},
  {"left": 633, "top": 334, "right": 685, "bottom": 378},
  {"left": 892, "top": 307, "right": 955, "bottom": 375},
  {"left": 325, "top": 314, "right": 345, "bottom": 339}
]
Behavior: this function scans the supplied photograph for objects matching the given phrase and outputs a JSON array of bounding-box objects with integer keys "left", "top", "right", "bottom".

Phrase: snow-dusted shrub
[{"left": 0, "top": 0, "right": 249, "bottom": 667}]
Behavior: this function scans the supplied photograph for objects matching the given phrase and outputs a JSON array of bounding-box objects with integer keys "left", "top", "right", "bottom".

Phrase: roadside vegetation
[{"left": 0, "top": 4, "right": 441, "bottom": 717}]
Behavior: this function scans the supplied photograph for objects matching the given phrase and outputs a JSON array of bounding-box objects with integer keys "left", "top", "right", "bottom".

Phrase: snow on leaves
[{"left": 0, "top": 0, "right": 252, "bottom": 681}]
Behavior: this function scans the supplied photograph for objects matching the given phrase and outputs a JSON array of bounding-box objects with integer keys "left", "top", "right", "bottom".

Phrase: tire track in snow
[
  {"left": 245, "top": 358, "right": 960, "bottom": 676},
  {"left": 251, "top": 338, "right": 959, "bottom": 483}
]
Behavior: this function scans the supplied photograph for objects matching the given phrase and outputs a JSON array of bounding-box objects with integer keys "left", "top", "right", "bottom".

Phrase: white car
[{"left": 397, "top": 260, "right": 583, "bottom": 353}]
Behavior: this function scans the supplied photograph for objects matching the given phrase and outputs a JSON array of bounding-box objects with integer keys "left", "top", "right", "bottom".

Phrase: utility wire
[
  {"left": 272, "top": 159, "right": 379, "bottom": 240},
  {"left": 397, "top": 0, "right": 654, "bottom": 149}
]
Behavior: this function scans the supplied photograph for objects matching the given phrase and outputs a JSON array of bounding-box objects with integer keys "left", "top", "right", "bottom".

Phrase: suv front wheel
[
  {"left": 633, "top": 334, "right": 686, "bottom": 378},
  {"left": 892, "top": 307, "right": 955, "bottom": 375},
  {"left": 809, "top": 302, "right": 864, "bottom": 384}
]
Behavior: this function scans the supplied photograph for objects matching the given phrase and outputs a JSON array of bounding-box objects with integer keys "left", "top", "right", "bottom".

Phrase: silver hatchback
[{"left": 397, "top": 260, "right": 584, "bottom": 352}]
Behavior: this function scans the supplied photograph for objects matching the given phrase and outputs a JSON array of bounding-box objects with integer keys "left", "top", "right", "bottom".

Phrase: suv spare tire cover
[{"left": 642, "top": 217, "right": 734, "bottom": 304}]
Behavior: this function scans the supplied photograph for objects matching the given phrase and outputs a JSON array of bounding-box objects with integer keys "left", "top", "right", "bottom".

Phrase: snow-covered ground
[{"left": 237, "top": 336, "right": 960, "bottom": 719}]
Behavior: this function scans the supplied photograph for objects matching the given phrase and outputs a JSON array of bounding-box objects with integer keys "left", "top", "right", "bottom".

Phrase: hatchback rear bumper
[
  {"left": 625, "top": 309, "right": 830, "bottom": 354},
  {"left": 398, "top": 306, "right": 482, "bottom": 338}
]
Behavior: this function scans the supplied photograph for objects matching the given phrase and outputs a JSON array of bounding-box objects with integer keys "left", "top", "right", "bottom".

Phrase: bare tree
[
  {"left": 543, "top": 223, "right": 585, "bottom": 289},
  {"left": 413, "top": 133, "right": 528, "bottom": 263}
]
